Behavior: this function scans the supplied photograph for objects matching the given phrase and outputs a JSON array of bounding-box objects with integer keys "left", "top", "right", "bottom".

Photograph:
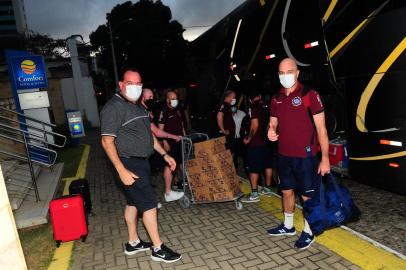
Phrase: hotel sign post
[
  {"left": 5, "top": 50, "right": 54, "bottom": 147},
  {"left": 5, "top": 50, "right": 49, "bottom": 113},
  {"left": 10, "top": 56, "right": 48, "bottom": 90}
]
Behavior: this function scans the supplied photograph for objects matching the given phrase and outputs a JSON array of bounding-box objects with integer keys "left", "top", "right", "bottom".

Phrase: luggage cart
[{"left": 178, "top": 133, "right": 244, "bottom": 210}]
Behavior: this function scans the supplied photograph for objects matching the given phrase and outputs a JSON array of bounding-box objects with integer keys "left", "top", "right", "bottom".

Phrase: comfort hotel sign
[{"left": 10, "top": 55, "right": 48, "bottom": 90}]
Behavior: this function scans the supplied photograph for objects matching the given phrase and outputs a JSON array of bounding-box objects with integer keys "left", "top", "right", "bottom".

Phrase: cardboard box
[
  {"left": 212, "top": 191, "right": 235, "bottom": 201},
  {"left": 187, "top": 173, "right": 206, "bottom": 189},
  {"left": 194, "top": 136, "right": 226, "bottom": 158},
  {"left": 193, "top": 189, "right": 213, "bottom": 202},
  {"left": 186, "top": 147, "right": 241, "bottom": 201}
]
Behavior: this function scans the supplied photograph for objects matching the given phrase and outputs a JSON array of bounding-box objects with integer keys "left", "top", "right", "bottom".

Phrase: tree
[
  {"left": 89, "top": 0, "right": 188, "bottom": 88},
  {"left": 0, "top": 31, "right": 68, "bottom": 62}
]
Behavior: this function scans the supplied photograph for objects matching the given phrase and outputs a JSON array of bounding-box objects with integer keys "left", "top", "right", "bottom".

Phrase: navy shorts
[
  {"left": 246, "top": 145, "right": 274, "bottom": 173},
  {"left": 120, "top": 157, "right": 157, "bottom": 213},
  {"left": 277, "top": 155, "right": 320, "bottom": 198}
]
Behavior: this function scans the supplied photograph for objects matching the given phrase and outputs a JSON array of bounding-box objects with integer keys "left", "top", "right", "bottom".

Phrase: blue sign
[
  {"left": 10, "top": 55, "right": 48, "bottom": 90},
  {"left": 67, "top": 111, "right": 85, "bottom": 138}
]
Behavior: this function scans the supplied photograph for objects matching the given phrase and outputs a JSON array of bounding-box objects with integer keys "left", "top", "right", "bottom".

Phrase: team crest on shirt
[{"left": 292, "top": 96, "right": 302, "bottom": 107}]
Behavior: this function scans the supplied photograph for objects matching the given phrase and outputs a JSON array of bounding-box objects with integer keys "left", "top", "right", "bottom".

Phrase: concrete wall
[
  {"left": 60, "top": 77, "right": 100, "bottom": 127},
  {"left": 47, "top": 79, "right": 67, "bottom": 126},
  {"left": 60, "top": 78, "right": 78, "bottom": 112},
  {"left": 0, "top": 81, "right": 13, "bottom": 99},
  {"left": 0, "top": 166, "right": 27, "bottom": 270},
  {"left": 80, "top": 77, "right": 100, "bottom": 127}
]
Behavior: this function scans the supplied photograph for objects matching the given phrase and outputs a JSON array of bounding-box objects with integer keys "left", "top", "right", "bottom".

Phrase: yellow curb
[
  {"left": 48, "top": 144, "right": 90, "bottom": 270},
  {"left": 47, "top": 242, "right": 74, "bottom": 270},
  {"left": 241, "top": 182, "right": 406, "bottom": 270}
]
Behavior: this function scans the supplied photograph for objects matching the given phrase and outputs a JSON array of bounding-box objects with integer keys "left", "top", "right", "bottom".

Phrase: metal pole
[
  {"left": 22, "top": 133, "right": 40, "bottom": 202},
  {"left": 108, "top": 21, "right": 119, "bottom": 91}
]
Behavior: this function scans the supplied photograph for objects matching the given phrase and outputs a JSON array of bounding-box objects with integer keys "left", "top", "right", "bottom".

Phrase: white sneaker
[
  {"left": 164, "top": 190, "right": 184, "bottom": 202},
  {"left": 157, "top": 202, "right": 162, "bottom": 209}
]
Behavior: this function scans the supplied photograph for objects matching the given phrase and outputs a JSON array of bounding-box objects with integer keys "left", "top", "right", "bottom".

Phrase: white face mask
[
  {"left": 170, "top": 99, "right": 178, "bottom": 108},
  {"left": 125, "top": 85, "right": 142, "bottom": 101},
  {"left": 230, "top": 98, "right": 237, "bottom": 106},
  {"left": 279, "top": 74, "right": 296, "bottom": 89}
]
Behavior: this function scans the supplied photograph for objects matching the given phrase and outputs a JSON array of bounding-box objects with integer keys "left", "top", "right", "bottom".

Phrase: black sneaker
[
  {"left": 124, "top": 240, "right": 152, "bottom": 255},
  {"left": 151, "top": 244, "right": 182, "bottom": 263}
]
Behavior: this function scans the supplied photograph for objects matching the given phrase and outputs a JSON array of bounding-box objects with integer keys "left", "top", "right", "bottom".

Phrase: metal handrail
[
  {"left": 0, "top": 115, "right": 67, "bottom": 147},
  {"left": 0, "top": 133, "right": 57, "bottom": 167},
  {"left": 0, "top": 106, "right": 56, "bottom": 128},
  {"left": 0, "top": 125, "right": 46, "bottom": 142},
  {"left": 0, "top": 115, "right": 67, "bottom": 148},
  {"left": 0, "top": 106, "right": 68, "bottom": 202},
  {"left": 0, "top": 122, "right": 66, "bottom": 149}
]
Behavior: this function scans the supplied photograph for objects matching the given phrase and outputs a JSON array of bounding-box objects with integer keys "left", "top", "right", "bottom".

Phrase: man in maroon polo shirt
[
  {"left": 267, "top": 58, "right": 330, "bottom": 250},
  {"left": 158, "top": 90, "right": 186, "bottom": 202},
  {"left": 217, "top": 90, "right": 238, "bottom": 168},
  {"left": 241, "top": 91, "right": 274, "bottom": 203},
  {"left": 141, "top": 88, "right": 181, "bottom": 142}
]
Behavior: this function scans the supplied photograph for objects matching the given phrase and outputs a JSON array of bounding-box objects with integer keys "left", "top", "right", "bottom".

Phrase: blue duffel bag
[{"left": 303, "top": 174, "right": 361, "bottom": 235}]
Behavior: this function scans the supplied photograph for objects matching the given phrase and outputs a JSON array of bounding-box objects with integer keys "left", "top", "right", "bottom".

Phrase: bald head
[
  {"left": 142, "top": 88, "right": 153, "bottom": 100},
  {"left": 165, "top": 90, "right": 175, "bottom": 100},
  {"left": 141, "top": 88, "right": 154, "bottom": 108},
  {"left": 166, "top": 90, "right": 178, "bottom": 108},
  {"left": 279, "top": 58, "right": 298, "bottom": 71},
  {"left": 278, "top": 58, "right": 299, "bottom": 90}
]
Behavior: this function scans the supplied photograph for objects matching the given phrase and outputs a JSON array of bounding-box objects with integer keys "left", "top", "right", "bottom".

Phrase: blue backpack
[{"left": 303, "top": 174, "right": 361, "bottom": 235}]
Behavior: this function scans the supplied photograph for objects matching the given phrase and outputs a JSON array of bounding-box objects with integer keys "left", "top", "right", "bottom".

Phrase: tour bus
[{"left": 188, "top": 0, "right": 406, "bottom": 195}]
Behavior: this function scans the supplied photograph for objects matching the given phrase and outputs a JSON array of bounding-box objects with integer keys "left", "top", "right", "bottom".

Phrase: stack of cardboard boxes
[{"left": 186, "top": 137, "right": 241, "bottom": 202}]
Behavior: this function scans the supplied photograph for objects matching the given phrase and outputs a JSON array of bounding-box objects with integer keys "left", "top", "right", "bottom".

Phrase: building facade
[{"left": 0, "top": 0, "right": 27, "bottom": 37}]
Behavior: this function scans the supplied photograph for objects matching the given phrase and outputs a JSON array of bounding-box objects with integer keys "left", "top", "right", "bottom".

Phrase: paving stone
[{"left": 258, "top": 261, "right": 278, "bottom": 270}]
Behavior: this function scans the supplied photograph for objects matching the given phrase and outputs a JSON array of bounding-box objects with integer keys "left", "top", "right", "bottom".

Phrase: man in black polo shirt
[
  {"left": 101, "top": 68, "right": 181, "bottom": 263},
  {"left": 158, "top": 90, "right": 186, "bottom": 202}
]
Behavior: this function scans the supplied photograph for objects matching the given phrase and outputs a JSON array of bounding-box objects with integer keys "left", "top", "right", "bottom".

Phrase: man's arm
[
  {"left": 216, "top": 111, "right": 229, "bottom": 135},
  {"left": 313, "top": 112, "right": 330, "bottom": 175},
  {"left": 267, "top": 116, "right": 279, "bottom": 141},
  {"left": 151, "top": 123, "right": 181, "bottom": 141},
  {"left": 158, "top": 123, "right": 171, "bottom": 151},
  {"left": 101, "top": 136, "right": 138, "bottom": 185},
  {"left": 152, "top": 134, "right": 176, "bottom": 171},
  {"left": 243, "top": 118, "right": 258, "bottom": 144}
]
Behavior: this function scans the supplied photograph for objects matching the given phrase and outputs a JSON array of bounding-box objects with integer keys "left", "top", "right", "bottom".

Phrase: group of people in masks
[
  {"left": 100, "top": 57, "right": 331, "bottom": 265},
  {"left": 217, "top": 89, "right": 274, "bottom": 203}
]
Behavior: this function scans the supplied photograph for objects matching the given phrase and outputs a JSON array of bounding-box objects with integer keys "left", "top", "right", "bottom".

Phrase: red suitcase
[{"left": 49, "top": 195, "right": 88, "bottom": 247}]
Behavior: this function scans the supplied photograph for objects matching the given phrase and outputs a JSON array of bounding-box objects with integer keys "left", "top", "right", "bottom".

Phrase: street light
[{"left": 107, "top": 15, "right": 133, "bottom": 90}]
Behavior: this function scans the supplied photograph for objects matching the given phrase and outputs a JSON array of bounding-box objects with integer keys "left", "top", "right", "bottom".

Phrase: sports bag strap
[
  {"left": 327, "top": 174, "right": 351, "bottom": 213},
  {"left": 318, "top": 176, "right": 328, "bottom": 226}
]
